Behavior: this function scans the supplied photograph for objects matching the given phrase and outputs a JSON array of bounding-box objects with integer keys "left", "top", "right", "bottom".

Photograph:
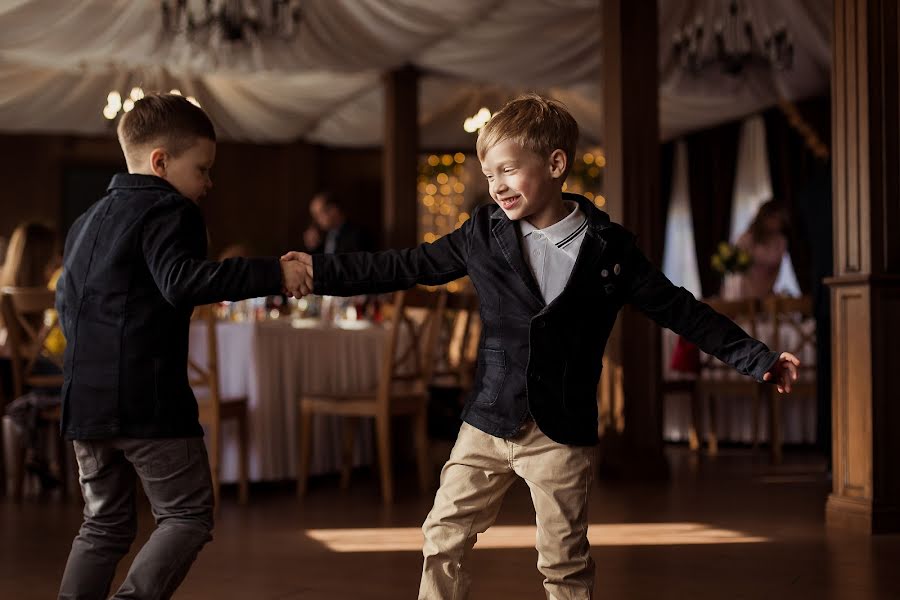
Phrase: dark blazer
[
  {"left": 313, "top": 193, "right": 779, "bottom": 446},
  {"left": 308, "top": 221, "right": 375, "bottom": 255},
  {"left": 56, "top": 174, "right": 283, "bottom": 440}
]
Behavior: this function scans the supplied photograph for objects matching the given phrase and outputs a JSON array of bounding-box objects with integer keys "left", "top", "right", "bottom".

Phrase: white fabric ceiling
[{"left": 0, "top": 0, "right": 831, "bottom": 148}]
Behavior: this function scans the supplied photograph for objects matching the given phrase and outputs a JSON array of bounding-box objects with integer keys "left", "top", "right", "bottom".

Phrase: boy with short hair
[
  {"left": 56, "top": 93, "right": 306, "bottom": 599},
  {"left": 283, "top": 93, "right": 799, "bottom": 598}
]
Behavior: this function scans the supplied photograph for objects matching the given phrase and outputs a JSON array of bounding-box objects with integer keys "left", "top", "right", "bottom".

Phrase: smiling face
[
  {"left": 480, "top": 138, "right": 568, "bottom": 229},
  {"left": 154, "top": 137, "right": 216, "bottom": 203}
]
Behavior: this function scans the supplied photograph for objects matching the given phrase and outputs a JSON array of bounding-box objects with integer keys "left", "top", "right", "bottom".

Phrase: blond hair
[
  {"left": 0, "top": 222, "right": 58, "bottom": 289},
  {"left": 476, "top": 93, "right": 579, "bottom": 179},
  {"left": 117, "top": 93, "right": 216, "bottom": 167}
]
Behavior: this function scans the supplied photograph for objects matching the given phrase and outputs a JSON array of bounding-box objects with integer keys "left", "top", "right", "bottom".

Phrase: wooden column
[
  {"left": 597, "top": 0, "right": 668, "bottom": 478},
  {"left": 383, "top": 65, "right": 419, "bottom": 249},
  {"left": 826, "top": 0, "right": 900, "bottom": 534}
]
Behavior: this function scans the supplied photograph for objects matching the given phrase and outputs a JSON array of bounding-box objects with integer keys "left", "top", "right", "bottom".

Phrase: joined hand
[{"left": 279, "top": 251, "right": 314, "bottom": 298}]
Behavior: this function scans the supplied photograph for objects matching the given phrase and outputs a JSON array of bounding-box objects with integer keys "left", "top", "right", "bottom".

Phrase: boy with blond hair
[
  {"left": 283, "top": 93, "right": 799, "bottom": 598},
  {"left": 56, "top": 93, "right": 307, "bottom": 599}
]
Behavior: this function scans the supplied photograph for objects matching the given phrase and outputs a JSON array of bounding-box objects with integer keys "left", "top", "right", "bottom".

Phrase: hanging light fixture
[
  {"left": 160, "top": 0, "right": 303, "bottom": 43},
  {"left": 672, "top": 0, "right": 793, "bottom": 76}
]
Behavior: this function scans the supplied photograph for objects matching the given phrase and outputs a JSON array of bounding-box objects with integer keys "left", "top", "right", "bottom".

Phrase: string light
[
  {"left": 463, "top": 107, "right": 492, "bottom": 133},
  {"left": 103, "top": 87, "right": 201, "bottom": 121}
]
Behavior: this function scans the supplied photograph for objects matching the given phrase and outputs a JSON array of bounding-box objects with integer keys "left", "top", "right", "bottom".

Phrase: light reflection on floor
[{"left": 305, "top": 522, "right": 769, "bottom": 552}]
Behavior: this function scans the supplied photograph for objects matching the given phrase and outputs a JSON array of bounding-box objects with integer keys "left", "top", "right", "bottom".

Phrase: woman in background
[
  {"left": 1, "top": 222, "right": 64, "bottom": 492},
  {"left": 723, "top": 200, "right": 790, "bottom": 300}
]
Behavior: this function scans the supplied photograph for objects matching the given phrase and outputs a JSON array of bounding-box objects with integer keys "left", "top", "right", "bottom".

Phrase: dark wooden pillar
[
  {"left": 598, "top": 0, "right": 668, "bottom": 478},
  {"left": 826, "top": 0, "right": 900, "bottom": 534},
  {"left": 383, "top": 65, "right": 419, "bottom": 249}
]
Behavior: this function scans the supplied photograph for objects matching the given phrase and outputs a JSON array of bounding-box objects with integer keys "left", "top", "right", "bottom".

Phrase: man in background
[{"left": 303, "top": 191, "right": 374, "bottom": 254}]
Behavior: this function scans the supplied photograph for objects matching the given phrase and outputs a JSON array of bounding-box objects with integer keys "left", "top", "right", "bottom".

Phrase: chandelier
[
  {"left": 161, "top": 0, "right": 302, "bottom": 43},
  {"left": 672, "top": 0, "right": 793, "bottom": 76}
]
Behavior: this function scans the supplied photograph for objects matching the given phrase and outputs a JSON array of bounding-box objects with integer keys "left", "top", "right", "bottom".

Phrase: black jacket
[
  {"left": 56, "top": 174, "right": 283, "bottom": 440},
  {"left": 313, "top": 193, "right": 779, "bottom": 446}
]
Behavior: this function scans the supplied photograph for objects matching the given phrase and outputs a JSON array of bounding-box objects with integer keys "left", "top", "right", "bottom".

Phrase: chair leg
[
  {"left": 769, "top": 389, "right": 783, "bottom": 465},
  {"left": 296, "top": 405, "right": 313, "bottom": 498},
  {"left": 706, "top": 394, "right": 719, "bottom": 456},
  {"left": 53, "top": 421, "right": 68, "bottom": 498},
  {"left": 2, "top": 416, "right": 24, "bottom": 500},
  {"left": 751, "top": 389, "right": 761, "bottom": 450},
  {"left": 413, "top": 408, "right": 431, "bottom": 494},
  {"left": 688, "top": 384, "right": 702, "bottom": 452},
  {"left": 374, "top": 413, "right": 393, "bottom": 504},
  {"left": 237, "top": 413, "right": 249, "bottom": 505},
  {"left": 209, "top": 435, "right": 220, "bottom": 511},
  {"left": 340, "top": 417, "right": 358, "bottom": 490}
]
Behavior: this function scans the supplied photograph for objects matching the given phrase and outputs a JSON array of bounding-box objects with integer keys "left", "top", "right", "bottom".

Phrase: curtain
[
  {"left": 662, "top": 140, "right": 702, "bottom": 297},
  {"left": 763, "top": 96, "right": 831, "bottom": 295},
  {"left": 686, "top": 119, "right": 741, "bottom": 297}
]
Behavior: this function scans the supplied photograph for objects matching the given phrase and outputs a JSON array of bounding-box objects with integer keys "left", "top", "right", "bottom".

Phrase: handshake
[{"left": 279, "top": 251, "right": 314, "bottom": 298}]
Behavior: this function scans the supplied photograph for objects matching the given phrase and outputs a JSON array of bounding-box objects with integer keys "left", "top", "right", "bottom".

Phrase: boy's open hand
[
  {"left": 762, "top": 352, "right": 801, "bottom": 394},
  {"left": 279, "top": 251, "right": 314, "bottom": 298}
]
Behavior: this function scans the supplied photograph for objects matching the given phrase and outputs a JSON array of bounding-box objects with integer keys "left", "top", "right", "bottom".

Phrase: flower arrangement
[{"left": 711, "top": 241, "right": 752, "bottom": 274}]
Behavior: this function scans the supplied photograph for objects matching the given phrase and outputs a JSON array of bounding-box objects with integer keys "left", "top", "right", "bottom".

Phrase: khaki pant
[{"left": 419, "top": 421, "right": 596, "bottom": 599}]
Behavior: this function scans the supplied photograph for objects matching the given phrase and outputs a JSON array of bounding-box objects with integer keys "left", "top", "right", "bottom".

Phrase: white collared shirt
[{"left": 519, "top": 201, "right": 588, "bottom": 304}]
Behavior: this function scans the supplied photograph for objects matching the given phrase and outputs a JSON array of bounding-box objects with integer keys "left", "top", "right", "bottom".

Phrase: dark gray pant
[{"left": 58, "top": 438, "right": 214, "bottom": 600}]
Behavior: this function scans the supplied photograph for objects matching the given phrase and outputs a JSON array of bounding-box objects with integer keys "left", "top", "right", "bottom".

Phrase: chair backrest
[
  {"left": 700, "top": 297, "right": 760, "bottom": 373},
  {"left": 764, "top": 295, "right": 817, "bottom": 378},
  {"left": 431, "top": 292, "right": 480, "bottom": 389},
  {"left": 189, "top": 304, "right": 221, "bottom": 420},
  {"left": 0, "top": 286, "right": 62, "bottom": 398},
  {"left": 376, "top": 287, "right": 447, "bottom": 408}
]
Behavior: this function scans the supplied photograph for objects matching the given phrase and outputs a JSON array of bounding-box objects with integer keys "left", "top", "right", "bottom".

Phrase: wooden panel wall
[{"left": 827, "top": 0, "right": 900, "bottom": 534}]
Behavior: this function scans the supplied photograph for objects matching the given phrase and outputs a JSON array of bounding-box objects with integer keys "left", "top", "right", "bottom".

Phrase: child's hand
[
  {"left": 762, "top": 352, "right": 801, "bottom": 394},
  {"left": 280, "top": 251, "right": 314, "bottom": 298}
]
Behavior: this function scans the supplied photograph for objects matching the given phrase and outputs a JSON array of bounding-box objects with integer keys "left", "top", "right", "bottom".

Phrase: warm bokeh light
[{"left": 305, "top": 523, "right": 769, "bottom": 553}]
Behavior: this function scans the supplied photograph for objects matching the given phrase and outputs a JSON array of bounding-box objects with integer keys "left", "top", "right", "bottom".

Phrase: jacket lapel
[
  {"left": 541, "top": 196, "right": 618, "bottom": 310},
  {"left": 490, "top": 211, "right": 546, "bottom": 310}
]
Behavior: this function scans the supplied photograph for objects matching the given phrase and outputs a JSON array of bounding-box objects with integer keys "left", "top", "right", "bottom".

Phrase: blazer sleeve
[
  {"left": 141, "top": 197, "right": 284, "bottom": 307},
  {"left": 311, "top": 206, "right": 477, "bottom": 296},
  {"left": 623, "top": 237, "right": 779, "bottom": 382}
]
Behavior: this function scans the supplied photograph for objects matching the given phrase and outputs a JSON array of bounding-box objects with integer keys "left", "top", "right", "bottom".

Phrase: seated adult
[
  {"left": 303, "top": 191, "right": 374, "bottom": 254},
  {"left": 1, "top": 222, "right": 64, "bottom": 490}
]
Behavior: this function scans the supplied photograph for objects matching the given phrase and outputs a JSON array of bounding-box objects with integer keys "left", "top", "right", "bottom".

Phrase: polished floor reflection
[{"left": 2, "top": 447, "right": 898, "bottom": 599}]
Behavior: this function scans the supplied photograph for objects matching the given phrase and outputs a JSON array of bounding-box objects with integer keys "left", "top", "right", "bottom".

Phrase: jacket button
[
  {"left": 531, "top": 372, "right": 542, "bottom": 382},
  {"left": 535, "top": 319, "right": 546, "bottom": 328}
]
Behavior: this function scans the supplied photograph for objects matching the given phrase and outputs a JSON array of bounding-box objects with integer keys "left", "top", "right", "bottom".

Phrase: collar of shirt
[{"left": 519, "top": 201, "right": 588, "bottom": 252}]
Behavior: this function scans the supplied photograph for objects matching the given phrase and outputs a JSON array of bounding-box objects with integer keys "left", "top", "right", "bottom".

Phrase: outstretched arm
[
  {"left": 624, "top": 236, "right": 799, "bottom": 389},
  {"left": 281, "top": 205, "right": 479, "bottom": 297},
  {"left": 142, "top": 198, "right": 285, "bottom": 306}
]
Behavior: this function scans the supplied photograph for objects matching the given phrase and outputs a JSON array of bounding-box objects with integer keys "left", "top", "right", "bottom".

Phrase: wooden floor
[{"left": 2, "top": 446, "right": 899, "bottom": 599}]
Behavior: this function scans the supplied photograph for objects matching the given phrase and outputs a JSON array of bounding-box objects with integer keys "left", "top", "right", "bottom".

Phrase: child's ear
[
  {"left": 549, "top": 149, "right": 567, "bottom": 179},
  {"left": 150, "top": 148, "right": 168, "bottom": 177}
]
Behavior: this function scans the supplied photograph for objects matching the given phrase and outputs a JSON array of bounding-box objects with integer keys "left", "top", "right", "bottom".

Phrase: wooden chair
[
  {"left": 0, "top": 287, "right": 66, "bottom": 498},
  {"left": 191, "top": 305, "right": 249, "bottom": 507},
  {"left": 429, "top": 291, "right": 480, "bottom": 391},
  {"left": 694, "top": 297, "right": 762, "bottom": 456},
  {"left": 763, "top": 295, "right": 816, "bottom": 464},
  {"left": 296, "top": 287, "right": 446, "bottom": 503}
]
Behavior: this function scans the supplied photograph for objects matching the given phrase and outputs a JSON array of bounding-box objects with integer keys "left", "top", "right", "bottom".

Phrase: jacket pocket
[{"left": 472, "top": 348, "right": 507, "bottom": 406}]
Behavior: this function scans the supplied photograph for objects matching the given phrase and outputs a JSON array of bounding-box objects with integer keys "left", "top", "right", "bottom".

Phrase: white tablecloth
[{"left": 189, "top": 318, "right": 387, "bottom": 482}]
